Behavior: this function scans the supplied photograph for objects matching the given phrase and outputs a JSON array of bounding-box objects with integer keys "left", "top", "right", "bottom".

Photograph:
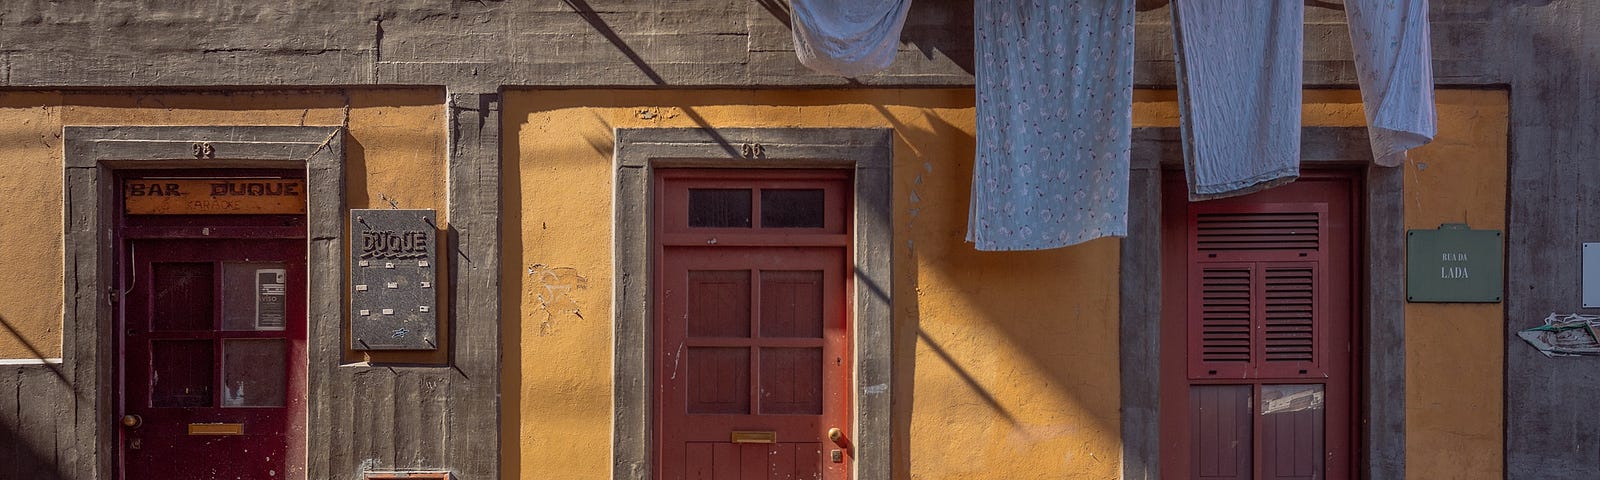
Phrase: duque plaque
[
  {"left": 350, "top": 209, "right": 439, "bottom": 350},
  {"left": 1406, "top": 223, "right": 1504, "bottom": 303}
]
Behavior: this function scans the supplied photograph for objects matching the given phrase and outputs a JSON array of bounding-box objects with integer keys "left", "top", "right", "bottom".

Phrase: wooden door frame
[
  {"left": 612, "top": 127, "right": 893, "bottom": 480},
  {"left": 1157, "top": 171, "right": 1360, "bottom": 479},
  {"left": 1119, "top": 126, "right": 1407, "bottom": 479},
  {"left": 63, "top": 126, "right": 346, "bottom": 479}
]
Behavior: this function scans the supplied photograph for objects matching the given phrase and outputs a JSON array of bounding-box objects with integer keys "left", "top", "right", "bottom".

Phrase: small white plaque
[{"left": 1586, "top": 243, "right": 1600, "bottom": 308}]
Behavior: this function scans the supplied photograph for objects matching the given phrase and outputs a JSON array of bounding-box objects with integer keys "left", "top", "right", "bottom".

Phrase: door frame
[
  {"left": 612, "top": 127, "right": 894, "bottom": 480},
  {"left": 1118, "top": 126, "right": 1407, "bottom": 479},
  {"left": 1157, "top": 170, "right": 1360, "bottom": 479},
  {"left": 63, "top": 126, "right": 346, "bottom": 479}
]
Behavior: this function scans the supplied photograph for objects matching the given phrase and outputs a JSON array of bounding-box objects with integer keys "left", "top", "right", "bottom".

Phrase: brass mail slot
[
  {"left": 187, "top": 423, "right": 244, "bottom": 435},
  {"left": 730, "top": 431, "right": 776, "bottom": 444}
]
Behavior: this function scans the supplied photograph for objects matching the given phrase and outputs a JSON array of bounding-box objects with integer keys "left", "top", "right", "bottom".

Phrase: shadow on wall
[
  {"left": 0, "top": 410, "right": 68, "bottom": 480},
  {"left": 498, "top": 88, "right": 1122, "bottom": 477},
  {"left": 1, "top": 316, "right": 73, "bottom": 480},
  {"left": 0, "top": 315, "right": 65, "bottom": 382}
]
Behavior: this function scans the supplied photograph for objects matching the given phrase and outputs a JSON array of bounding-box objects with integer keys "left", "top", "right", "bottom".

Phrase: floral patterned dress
[{"left": 969, "top": 0, "right": 1134, "bottom": 251}]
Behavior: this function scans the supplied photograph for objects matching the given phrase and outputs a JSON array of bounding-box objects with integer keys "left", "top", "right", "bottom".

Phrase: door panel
[
  {"left": 120, "top": 238, "right": 306, "bottom": 480},
  {"left": 1260, "top": 384, "right": 1325, "bottom": 480},
  {"left": 658, "top": 247, "right": 849, "bottom": 480},
  {"left": 1189, "top": 385, "right": 1252, "bottom": 480}
]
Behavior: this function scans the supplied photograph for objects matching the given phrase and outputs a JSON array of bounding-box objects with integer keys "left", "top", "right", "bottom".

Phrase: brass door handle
[
  {"left": 828, "top": 427, "right": 850, "bottom": 449},
  {"left": 121, "top": 414, "right": 142, "bottom": 429}
]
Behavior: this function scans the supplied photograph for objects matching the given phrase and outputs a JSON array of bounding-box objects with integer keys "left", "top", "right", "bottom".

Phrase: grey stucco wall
[
  {"left": 0, "top": 0, "right": 1504, "bottom": 90},
  {"left": 1500, "top": 2, "right": 1600, "bottom": 479}
]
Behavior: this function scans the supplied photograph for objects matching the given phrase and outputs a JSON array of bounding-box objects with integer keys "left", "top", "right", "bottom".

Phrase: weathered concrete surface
[
  {"left": 0, "top": 0, "right": 1504, "bottom": 90},
  {"left": 1502, "top": 1, "right": 1600, "bottom": 479}
]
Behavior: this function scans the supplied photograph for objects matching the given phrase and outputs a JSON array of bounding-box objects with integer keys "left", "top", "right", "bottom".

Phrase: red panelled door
[
  {"left": 1160, "top": 174, "right": 1357, "bottom": 480},
  {"left": 655, "top": 169, "right": 853, "bottom": 480},
  {"left": 120, "top": 238, "right": 307, "bottom": 479}
]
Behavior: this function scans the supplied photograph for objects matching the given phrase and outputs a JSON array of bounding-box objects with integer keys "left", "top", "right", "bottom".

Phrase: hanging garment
[
  {"left": 1171, "top": 0, "right": 1303, "bottom": 200},
  {"left": 790, "top": 0, "right": 913, "bottom": 77},
  {"left": 1346, "top": 0, "right": 1436, "bottom": 167},
  {"left": 967, "top": 0, "right": 1135, "bottom": 251}
]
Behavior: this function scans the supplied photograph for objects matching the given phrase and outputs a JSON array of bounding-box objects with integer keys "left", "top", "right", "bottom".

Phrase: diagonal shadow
[
  {"left": 0, "top": 315, "right": 67, "bottom": 385},
  {"left": 755, "top": 0, "right": 793, "bottom": 30},
  {"left": 916, "top": 329, "right": 1020, "bottom": 428},
  {"left": 563, "top": 0, "right": 668, "bottom": 85}
]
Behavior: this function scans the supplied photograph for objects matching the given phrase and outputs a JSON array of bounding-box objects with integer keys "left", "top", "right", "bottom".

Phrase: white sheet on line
[
  {"left": 1346, "top": 0, "right": 1437, "bottom": 167},
  {"left": 790, "top": 0, "right": 913, "bottom": 77},
  {"left": 1172, "top": 0, "right": 1304, "bottom": 200},
  {"left": 967, "top": 0, "right": 1135, "bottom": 251}
]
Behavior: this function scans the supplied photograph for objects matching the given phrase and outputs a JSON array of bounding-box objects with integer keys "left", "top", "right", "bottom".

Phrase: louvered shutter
[{"left": 1188, "top": 204, "right": 1328, "bottom": 380}]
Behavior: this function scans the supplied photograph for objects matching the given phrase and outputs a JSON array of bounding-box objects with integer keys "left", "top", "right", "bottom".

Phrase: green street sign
[{"left": 1406, "top": 223, "right": 1503, "bottom": 303}]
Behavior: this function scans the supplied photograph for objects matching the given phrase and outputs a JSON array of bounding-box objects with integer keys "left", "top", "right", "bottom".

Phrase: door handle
[
  {"left": 828, "top": 427, "right": 850, "bottom": 449},
  {"left": 121, "top": 414, "right": 142, "bottom": 429}
]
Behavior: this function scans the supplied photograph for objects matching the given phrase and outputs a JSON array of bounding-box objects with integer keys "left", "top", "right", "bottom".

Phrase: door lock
[{"left": 121, "top": 414, "right": 142, "bottom": 429}]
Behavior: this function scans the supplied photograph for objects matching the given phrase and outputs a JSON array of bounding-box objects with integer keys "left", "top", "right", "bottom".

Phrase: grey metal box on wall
[{"left": 350, "top": 209, "right": 440, "bottom": 350}]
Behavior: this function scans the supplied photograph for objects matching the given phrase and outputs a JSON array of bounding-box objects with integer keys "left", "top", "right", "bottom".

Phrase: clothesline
[{"left": 789, "top": 0, "right": 1437, "bottom": 251}]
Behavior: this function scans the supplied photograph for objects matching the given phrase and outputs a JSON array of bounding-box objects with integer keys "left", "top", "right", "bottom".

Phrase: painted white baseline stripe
[{"left": 0, "top": 358, "right": 64, "bottom": 365}]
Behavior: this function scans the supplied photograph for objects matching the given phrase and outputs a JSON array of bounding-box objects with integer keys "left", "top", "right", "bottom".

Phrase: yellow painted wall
[
  {"left": 1393, "top": 90, "right": 1508, "bottom": 480},
  {"left": 0, "top": 92, "right": 66, "bottom": 360},
  {"left": 502, "top": 88, "right": 1506, "bottom": 480},
  {"left": 0, "top": 89, "right": 450, "bottom": 365},
  {"left": 502, "top": 89, "right": 1120, "bottom": 479},
  {"left": 0, "top": 86, "right": 1505, "bottom": 479}
]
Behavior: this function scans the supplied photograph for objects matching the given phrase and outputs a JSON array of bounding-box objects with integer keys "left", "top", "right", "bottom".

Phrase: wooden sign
[{"left": 123, "top": 178, "right": 306, "bottom": 215}]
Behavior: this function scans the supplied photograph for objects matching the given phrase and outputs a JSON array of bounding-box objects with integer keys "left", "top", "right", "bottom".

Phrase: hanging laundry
[
  {"left": 967, "top": 0, "right": 1135, "bottom": 251},
  {"left": 1171, "top": 0, "right": 1303, "bottom": 200},
  {"left": 790, "top": 0, "right": 913, "bottom": 77},
  {"left": 1346, "top": 0, "right": 1436, "bottom": 167}
]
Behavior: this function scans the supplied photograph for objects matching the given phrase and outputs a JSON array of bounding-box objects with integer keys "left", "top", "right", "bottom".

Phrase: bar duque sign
[
  {"left": 123, "top": 178, "right": 306, "bottom": 215},
  {"left": 1406, "top": 223, "right": 1504, "bottom": 303}
]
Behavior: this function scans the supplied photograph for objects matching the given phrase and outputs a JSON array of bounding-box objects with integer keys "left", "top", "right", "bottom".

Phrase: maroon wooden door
[
  {"left": 654, "top": 169, "right": 853, "bottom": 480},
  {"left": 119, "top": 238, "right": 307, "bottom": 480},
  {"left": 1160, "top": 173, "right": 1357, "bottom": 480}
]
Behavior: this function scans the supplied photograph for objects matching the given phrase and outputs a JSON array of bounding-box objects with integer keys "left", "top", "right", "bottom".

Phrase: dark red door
[
  {"left": 119, "top": 238, "right": 307, "bottom": 480},
  {"left": 1160, "top": 173, "right": 1357, "bottom": 480},
  {"left": 654, "top": 169, "right": 853, "bottom": 480}
]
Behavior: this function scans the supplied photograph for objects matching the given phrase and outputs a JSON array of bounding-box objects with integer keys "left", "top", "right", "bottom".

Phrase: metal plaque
[
  {"left": 187, "top": 423, "right": 244, "bottom": 435},
  {"left": 1406, "top": 223, "right": 1503, "bottom": 303},
  {"left": 1584, "top": 243, "right": 1600, "bottom": 308},
  {"left": 350, "top": 209, "right": 439, "bottom": 350},
  {"left": 124, "top": 178, "right": 306, "bottom": 215}
]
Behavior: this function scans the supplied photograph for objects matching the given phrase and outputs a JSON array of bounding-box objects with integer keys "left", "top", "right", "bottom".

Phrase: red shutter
[
  {"left": 1188, "top": 204, "right": 1328, "bottom": 380},
  {"left": 1195, "top": 211, "right": 1320, "bottom": 252},
  {"left": 1258, "top": 263, "right": 1322, "bottom": 378},
  {"left": 1189, "top": 263, "right": 1255, "bottom": 379}
]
